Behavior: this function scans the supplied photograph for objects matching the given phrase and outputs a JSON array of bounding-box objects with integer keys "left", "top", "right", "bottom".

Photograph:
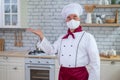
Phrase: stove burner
[{"left": 28, "top": 50, "right": 45, "bottom": 55}]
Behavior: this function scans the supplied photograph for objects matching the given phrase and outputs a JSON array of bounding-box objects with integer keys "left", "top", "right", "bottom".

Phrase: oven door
[{"left": 25, "top": 64, "right": 55, "bottom": 80}]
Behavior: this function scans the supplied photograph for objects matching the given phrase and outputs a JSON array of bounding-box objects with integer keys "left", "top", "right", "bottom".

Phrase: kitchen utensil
[
  {"left": 115, "top": 9, "right": 119, "bottom": 23},
  {"left": 84, "top": 5, "right": 96, "bottom": 23},
  {"left": 100, "top": 49, "right": 117, "bottom": 58},
  {"left": 18, "top": 31, "right": 23, "bottom": 47},
  {"left": 0, "top": 38, "right": 5, "bottom": 51},
  {"left": 105, "top": 18, "right": 115, "bottom": 23},
  {"left": 14, "top": 32, "right": 17, "bottom": 46},
  {"left": 14, "top": 31, "right": 23, "bottom": 47},
  {"left": 99, "top": 0, "right": 110, "bottom": 5},
  {"left": 108, "top": 49, "right": 116, "bottom": 56}
]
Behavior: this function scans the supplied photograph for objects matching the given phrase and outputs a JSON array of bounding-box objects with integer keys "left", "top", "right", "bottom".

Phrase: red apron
[{"left": 59, "top": 66, "right": 89, "bottom": 80}]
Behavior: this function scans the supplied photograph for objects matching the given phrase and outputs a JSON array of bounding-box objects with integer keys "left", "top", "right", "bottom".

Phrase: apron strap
[{"left": 75, "top": 32, "right": 86, "bottom": 67}]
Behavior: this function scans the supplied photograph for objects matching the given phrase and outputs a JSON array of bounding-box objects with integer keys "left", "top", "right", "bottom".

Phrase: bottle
[{"left": 111, "top": 0, "right": 116, "bottom": 4}]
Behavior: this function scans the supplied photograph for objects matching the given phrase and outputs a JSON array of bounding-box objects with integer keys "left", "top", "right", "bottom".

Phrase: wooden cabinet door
[
  {"left": 6, "top": 63, "right": 25, "bottom": 80},
  {"left": 100, "top": 61, "right": 120, "bottom": 80}
]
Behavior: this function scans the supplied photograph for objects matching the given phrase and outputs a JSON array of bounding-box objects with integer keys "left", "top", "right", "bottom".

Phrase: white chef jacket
[{"left": 37, "top": 31, "right": 100, "bottom": 80}]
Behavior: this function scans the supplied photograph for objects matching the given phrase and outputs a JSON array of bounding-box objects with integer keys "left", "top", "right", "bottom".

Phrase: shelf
[
  {"left": 95, "top": 4, "right": 120, "bottom": 8},
  {"left": 83, "top": 4, "right": 120, "bottom": 27},
  {"left": 81, "top": 23, "right": 120, "bottom": 27},
  {"left": 0, "top": 27, "right": 27, "bottom": 30}
]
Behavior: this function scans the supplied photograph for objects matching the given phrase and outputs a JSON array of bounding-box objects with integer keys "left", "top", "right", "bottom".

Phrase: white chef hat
[{"left": 61, "top": 3, "right": 83, "bottom": 19}]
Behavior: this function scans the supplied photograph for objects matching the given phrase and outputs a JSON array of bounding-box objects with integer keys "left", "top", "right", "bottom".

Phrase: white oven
[{"left": 25, "top": 58, "right": 55, "bottom": 80}]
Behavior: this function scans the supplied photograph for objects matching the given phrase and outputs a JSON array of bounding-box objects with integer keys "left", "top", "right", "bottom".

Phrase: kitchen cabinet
[
  {"left": 7, "top": 63, "right": 24, "bottom": 80},
  {"left": 0, "top": 65, "right": 5, "bottom": 80},
  {"left": 0, "top": 62, "right": 6, "bottom": 80},
  {"left": 55, "top": 59, "right": 60, "bottom": 80},
  {"left": 82, "top": 4, "right": 120, "bottom": 27},
  {"left": 0, "top": 56, "right": 25, "bottom": 80},
  {"left": 0, "top": 0, "right": 28, "bottom": 28},
  {"left": 100, "top": 60, "right": 120, "bottom": 80}
]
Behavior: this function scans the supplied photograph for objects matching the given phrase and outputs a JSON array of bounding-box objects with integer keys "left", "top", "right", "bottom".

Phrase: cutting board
[
  {"left": 0, "top": 39, "right": 5, "bottom": 51},
  {"left": 14, "top": 31, "right": 23, "bottom": 47}
]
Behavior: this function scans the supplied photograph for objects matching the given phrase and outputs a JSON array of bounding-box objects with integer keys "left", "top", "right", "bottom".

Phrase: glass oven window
[{"left": 30, "top": 69, "right": 49, "bottom": 80}]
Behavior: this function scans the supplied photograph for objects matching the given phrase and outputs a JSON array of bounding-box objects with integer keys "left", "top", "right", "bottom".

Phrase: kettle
[{"left": 108, "top": 49, "right": 116, "bottom": 56}]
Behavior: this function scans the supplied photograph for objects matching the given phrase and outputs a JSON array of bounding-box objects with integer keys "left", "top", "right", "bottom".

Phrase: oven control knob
[
  {"left": 46, "top": 61, "right": 49, "bottom": 64},
  {"left": 38, "top": 61, "right": 40, "bottom": 63},
  {"left": 29, "top": 61, "right": 32, "bottom": 63}
]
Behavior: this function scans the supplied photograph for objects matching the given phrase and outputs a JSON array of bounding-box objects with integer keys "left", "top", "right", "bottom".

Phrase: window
[
  {"left": 0, "top": 0, "right": 20, "bottom": 28},
  {"left": 0, "top": 0, "right": 2, "bottom": 27}
]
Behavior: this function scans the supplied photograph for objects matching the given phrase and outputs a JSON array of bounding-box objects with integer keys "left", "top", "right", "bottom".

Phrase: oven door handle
[{"left": 27, "top": 65, "right": 53, "bottom": 69}]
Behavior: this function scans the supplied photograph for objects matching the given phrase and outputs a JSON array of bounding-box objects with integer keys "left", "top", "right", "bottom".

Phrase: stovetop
[
  {"left": 26, "top": 50, "right": 56, "bottom": 64},
  {"left": 27, "top": 50, "right": 56, "bottom": 58},
  {"left": 28, "top": 50, "right": 45, "bottom": 55}
]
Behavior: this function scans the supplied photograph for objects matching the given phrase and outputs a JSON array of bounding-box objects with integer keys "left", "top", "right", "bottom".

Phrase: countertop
[
  {"left": 0, "top": 51, "right": 57, "bottom": 59},
  {"left": 0, "top": 51, "right": 120, "bottom": 60},
  {"left": 100, "top": 55, "right": 120, "bottom": 61}
]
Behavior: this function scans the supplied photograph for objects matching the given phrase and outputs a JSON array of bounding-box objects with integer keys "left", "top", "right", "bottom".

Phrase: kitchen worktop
[
  {"left": 0, "top": 51, "right": 120, "bottom": 60},
  {"left": 0, "top": 51, "right": 27, "bottom": 57},
  {"left": 100, "top": 55, "right": 120, "bottom": 61},
  {"left": 0, "top": 51, "right": 57, "bottom": 59}
]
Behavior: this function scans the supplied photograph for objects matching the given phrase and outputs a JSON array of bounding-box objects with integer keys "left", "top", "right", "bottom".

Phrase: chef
[{"left": 28, "top": 3, "right": 100, "bottom": 80}]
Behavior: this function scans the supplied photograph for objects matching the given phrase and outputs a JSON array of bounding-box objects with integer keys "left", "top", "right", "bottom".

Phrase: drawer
[
  {"left": 6, "top": 57, "right": 25, "bottom": 63},
  {"left": 7, "top": 64, "right": 24, "bottom": 70},
  {"left": 25, "top": 58, "right": 55, "bottom": 64},
  {"left": 101, "top": 61, "right": 120, "bottom": 65}
]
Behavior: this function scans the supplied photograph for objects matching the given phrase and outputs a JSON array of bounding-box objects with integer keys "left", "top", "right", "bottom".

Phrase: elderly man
[{"left": 28, "top": 3, "right": 100, "bottom": 80}]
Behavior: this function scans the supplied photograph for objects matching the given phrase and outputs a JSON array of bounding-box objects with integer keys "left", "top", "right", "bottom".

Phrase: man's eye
[
  {"left": 67, "top": 16, "right": 70, "bottom": 18},
  {"left": 74, "top": 16, "right": 77, "bottom": 18},
  {"left": 66, "top": 17, "right": 69, "bottom": 20},
  {"left": 74, "top": 17, "right": 77, "bottom": 19}
]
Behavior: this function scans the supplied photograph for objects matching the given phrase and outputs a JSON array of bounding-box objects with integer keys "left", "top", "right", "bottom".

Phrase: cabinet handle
[
  {"left": 38, "top": 61, "right": 40, "bottom": 63},
  {"left": 6, "top": 56, "right": 8, "bottom": 60},
  {"left": 13, "top": 67, "right": 18, "bottom": 70},
  {"left": 46, "top": 61, "right": 49, "bottom": 63},
  {"left": 29, "top": 61, "right": 32, "bottom": 63},
  {"left": 111, "top": 61, "right": 115, "bottom": 65},
  {"left": 3, "top": 56, "right": 8, "bottom": 60}
]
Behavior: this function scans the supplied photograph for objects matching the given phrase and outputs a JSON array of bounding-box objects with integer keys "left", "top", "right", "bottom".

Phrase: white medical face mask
[{"left": 67, "top": 19, "right": 80, "bottom": 29}]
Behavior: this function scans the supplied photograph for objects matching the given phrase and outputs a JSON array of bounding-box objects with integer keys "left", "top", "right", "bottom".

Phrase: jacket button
[
  {"left": 62, "top": 54, "right": 64, "bottom": 56},
  {"left": 69, "top": 54, "right": 71, "bottom": 56},
  {"left": 71, "top": 45, "right": 73, "bottom": 47},
  {"left": 64, "top": 45, "right": 66, "bottom": 47}
]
